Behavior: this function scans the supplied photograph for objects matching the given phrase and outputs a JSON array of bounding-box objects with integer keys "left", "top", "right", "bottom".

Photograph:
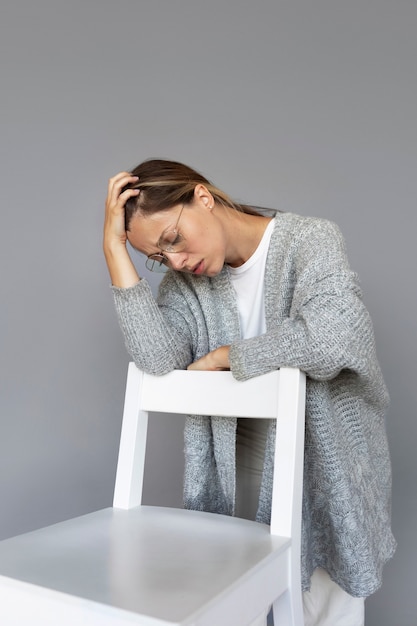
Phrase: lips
[{"left": 192, "top": 260, "right": 204, "bottom": 275}]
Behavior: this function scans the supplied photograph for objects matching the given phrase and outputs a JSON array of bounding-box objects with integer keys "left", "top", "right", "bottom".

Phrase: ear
[{"left": 193, "top": 184, "right": 214, "bottom": 211}]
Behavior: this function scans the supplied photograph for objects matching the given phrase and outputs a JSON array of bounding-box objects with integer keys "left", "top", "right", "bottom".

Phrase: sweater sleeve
[
  {"left": 111, "top": 278, "right": 195, "bottom": 374},
  {"left": 229, "top": 219, "right": 381, "bottom": 384}
]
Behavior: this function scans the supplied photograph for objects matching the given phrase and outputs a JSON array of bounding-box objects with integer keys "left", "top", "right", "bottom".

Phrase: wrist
[
  {"left": 103, "top": 238, "right": 127, "bottom": 257},
  {"left": 214, "top": 346, "right": 230, "bottom": 370},
  {"left": 103, "top": 240, "right": 141, "bottom": 288}
]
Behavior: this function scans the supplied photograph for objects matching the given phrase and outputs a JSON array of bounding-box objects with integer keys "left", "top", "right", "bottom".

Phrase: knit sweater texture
[{"left": 112, "top": 211, "right": 396, "bottom": 597}]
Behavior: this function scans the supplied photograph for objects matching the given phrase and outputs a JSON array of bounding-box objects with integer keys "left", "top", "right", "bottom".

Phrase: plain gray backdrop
[{"left": 1, "top": 1, "right": 416, "bottom": 624}]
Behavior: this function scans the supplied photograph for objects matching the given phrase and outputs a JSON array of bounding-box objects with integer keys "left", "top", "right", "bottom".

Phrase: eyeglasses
[{"left": 145, "top": 204, "right": 186, "bottom": 272}]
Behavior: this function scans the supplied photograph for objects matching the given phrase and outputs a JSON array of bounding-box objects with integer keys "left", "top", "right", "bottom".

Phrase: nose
[{"left": 166, "top": 252, "right": 188, "bottom": 271}]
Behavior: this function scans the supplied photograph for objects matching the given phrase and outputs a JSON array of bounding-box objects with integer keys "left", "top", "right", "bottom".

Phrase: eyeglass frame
[{"left": 145, "top": 204, "right": 186, "bottom": 272}]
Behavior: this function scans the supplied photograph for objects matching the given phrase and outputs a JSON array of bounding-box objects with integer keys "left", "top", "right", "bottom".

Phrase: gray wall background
[{"left": 1, "top": 1, "right": 415, "bottom": 624}]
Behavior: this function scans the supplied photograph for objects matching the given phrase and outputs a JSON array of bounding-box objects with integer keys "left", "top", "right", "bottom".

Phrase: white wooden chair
[{"left": 0, "top": 364, "right": 306, "bottom": 626}]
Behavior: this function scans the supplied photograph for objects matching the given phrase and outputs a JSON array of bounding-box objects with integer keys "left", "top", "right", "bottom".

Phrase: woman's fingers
[
  {"left": 106, "top": 172, "right": 139, "bottom": 209},
  {"left": 104, "top": 172, "right": 139, "bottom": 244}
]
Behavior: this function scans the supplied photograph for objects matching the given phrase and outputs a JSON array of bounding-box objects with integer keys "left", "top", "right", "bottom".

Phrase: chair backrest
[{"left": 113, "top": 365, "right": 306, "bottom": 539}]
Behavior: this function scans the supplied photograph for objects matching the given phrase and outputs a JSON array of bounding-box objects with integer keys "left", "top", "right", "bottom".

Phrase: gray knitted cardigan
[{"left": 112, "top": 212, "right": 396, "bottom": 597}]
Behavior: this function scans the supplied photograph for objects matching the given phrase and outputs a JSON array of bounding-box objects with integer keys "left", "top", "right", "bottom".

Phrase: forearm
[
  {"left": 112, "top": 280, "right": 194, "bottom": 374},
  {"left": 103, "top": 171, "right": 141, "bottom": 288},
  {"left": 104, "top": 241, "right": 140, "bottom": 288},
  {"left": 229, "top": 291, "right": 375, "bottom": 382}
]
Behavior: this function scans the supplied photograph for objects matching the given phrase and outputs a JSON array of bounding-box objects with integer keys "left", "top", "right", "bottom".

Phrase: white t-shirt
[{"left": 228, "top": 218, "right": 275, "bottom": 340}]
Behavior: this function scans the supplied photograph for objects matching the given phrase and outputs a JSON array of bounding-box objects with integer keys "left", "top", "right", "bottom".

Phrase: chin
[{"left": 205, "top": 266, "right": 223, "bottom": 278}]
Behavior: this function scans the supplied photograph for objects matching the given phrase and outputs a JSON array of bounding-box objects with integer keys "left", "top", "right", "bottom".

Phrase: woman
[{"left": 103, "top": 159, "right": 395, "bottom": 626}]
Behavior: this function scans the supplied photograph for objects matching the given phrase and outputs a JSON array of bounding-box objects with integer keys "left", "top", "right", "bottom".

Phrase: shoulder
[
  {"left": 272, "top": 211, "right": 343, "bottom": 238},
  {"left": 270, "top": 212, "right": 347, "bottom": 253},
  {"left": 266, "top": 212, "right": 353, "bottom": 280}
]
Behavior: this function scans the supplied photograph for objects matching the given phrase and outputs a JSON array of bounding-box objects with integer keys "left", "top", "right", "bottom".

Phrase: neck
[{"left": 222, "top": 210, "right": 273, "bottom": 268}]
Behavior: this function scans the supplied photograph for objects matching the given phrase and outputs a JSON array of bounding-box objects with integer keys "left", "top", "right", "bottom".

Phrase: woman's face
[{"left": 126, "top": 190, "right": 229, "bottom": 277}]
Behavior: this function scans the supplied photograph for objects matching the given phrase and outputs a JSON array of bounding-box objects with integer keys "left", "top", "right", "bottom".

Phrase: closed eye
[{"left": 159, "top": 230, "right": 184, "bottom": 252}]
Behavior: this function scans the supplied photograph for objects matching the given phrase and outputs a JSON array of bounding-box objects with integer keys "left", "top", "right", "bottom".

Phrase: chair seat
[{"left": 0, "top": 506, "right": 290, "bottom": 625}]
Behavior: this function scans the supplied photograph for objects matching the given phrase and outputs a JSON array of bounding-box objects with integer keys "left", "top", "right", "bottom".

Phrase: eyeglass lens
[{"left": 145, "top": 255, "right": 169, "bottom": 273}]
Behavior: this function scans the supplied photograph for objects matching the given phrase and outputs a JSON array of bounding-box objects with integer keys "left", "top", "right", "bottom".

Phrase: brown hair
[{"left": 123, "top": 159, "right": 259, "bottom": 231}]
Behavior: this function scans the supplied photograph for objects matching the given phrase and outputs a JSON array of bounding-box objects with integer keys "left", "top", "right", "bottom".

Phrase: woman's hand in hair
[
  {"left": 187, "top": 346, "right": 230, "bottom": 371},
  {"left": 104, "top": 172, "right": 139, "bottom": 249},
  {"left": 103, "top": 172, "right": 141, "bottom": 288}
]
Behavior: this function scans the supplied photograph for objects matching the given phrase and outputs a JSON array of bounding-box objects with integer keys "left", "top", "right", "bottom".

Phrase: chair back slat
[
  {"left": 141, "top": 369, "right": 280, "bottom": 418},
  {"left": 113, "top": 364, "right": 306, "bottom": 545}
]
